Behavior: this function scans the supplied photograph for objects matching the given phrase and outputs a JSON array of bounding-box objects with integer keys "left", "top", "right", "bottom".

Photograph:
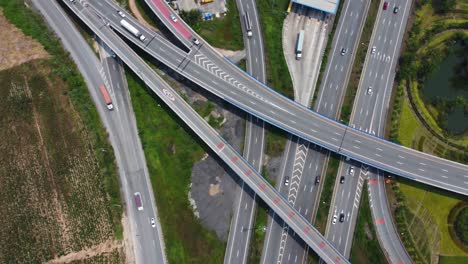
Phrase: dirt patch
[
  {"left": 45, "top": 240, "right": 123, "bottom": 264},
  {"left": 0, "top": 9, "right": 49, "bottom": 70},
  {"left": 128, "top": 0, "right": 159, "bottom": 32}
]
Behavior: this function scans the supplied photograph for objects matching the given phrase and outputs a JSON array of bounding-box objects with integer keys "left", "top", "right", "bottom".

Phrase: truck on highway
[
  {"left": 99, "top": 84, "right": 114, "bottom": 110},
  {"left": 243, "top": 13, "right": 252, "bottom": 37},
  {"left": 296, "top": 30, "right": 304, "bottom": 60},
  {"left": 120, "top": 19, "right": 146, "bottom": 42},
  {"left": 134, "top": 192, "right": 144, "bottom": 211}
]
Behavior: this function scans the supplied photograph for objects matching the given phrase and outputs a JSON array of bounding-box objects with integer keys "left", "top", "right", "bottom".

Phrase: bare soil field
[{"left": 0, "top": 9, "right": 49, "bottom": 70}]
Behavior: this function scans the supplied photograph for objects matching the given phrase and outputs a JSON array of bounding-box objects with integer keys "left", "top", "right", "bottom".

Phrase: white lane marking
[{"left": 441, "top": 175, "right": 448, "bottom": 179}]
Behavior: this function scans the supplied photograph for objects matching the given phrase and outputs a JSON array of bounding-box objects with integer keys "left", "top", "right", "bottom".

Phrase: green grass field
[
  {"left": 399, "top": 181, "right": 468, "bottom": 256},
  {"left": 126, "top": 71, "right": 226, "bottom": 263},
  {"left": 350, "top": 185, "right": 387, "bottom": 264},
  {"left": 195, "top": 0, "right": 244, "bottom": 50},
  {"left": 398, "top": 98, "right": 420, "bottom": 147},
  {"left": 439, "top": 255, "right": 468, "bottom": 264}
]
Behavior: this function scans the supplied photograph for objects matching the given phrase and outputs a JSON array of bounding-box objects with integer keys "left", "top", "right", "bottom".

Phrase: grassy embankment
[
  {"left": 126, "top": 71, "right": 226, "bottom": 263},
  {"left": 178, "top": 0, "right": 243, "bottom": 50},
  {"left": 349, "top": 184, "right": 387, "bottom": 264},
  {"left": 256, "top": 0, "right": 294, "bottom": 98},
  {"left": 0, "top": 1, "right": 123, "bottom": 263},
  {"left": 340, "top": 0, "right": 380, "bottom": 124},
  {"left": 248, "top": 200, "right": 269, "bottom": 263}
]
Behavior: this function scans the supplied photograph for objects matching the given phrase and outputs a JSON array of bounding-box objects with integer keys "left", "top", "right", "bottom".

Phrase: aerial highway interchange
[{"left": 38, "top": 0, "right": 468, "bottom": 263}]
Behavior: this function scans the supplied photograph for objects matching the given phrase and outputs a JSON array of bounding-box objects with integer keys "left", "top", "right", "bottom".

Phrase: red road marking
[
  {"left": 369, "top": 179, "right": 378, "bottom": 185},
  {"left": 260, "top": 183, "right": 266, "bottom": 190},
  {"left": 319, "top": 241, "right": 325, "bottom": 249},
  {"left": 216, "top": 142, "right": 224, "bottom": 150},
  {"left": 231, "top": 156, "right": 238, "bottom": 163},
  {"left": 303, "top": 226, "right": 310, "bottom": 234},
  {"left": 273, "top": 198, "right": 280, "bottom": 205},
  {"left": 151, "top": 0, "right": 192, "bottom": 39},
  {"left": 376, "top": 218, "right": 385, "bottom": 225},
  {"left": 245, "top": 169, "right": 252, "bottom": 177},
  {"left": 288, "top": 211, "right": 295, "bottom": 219},
  {"left": 395, "top": 260, "right": 403, "bottom": 264},
  {"left": 334, "top": 256, "right": 341, "bottom": 263}
]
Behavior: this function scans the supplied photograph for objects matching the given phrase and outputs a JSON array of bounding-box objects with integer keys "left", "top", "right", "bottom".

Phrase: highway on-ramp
[
  {"left": 34, "top": 1, "right": 167, "bottom": 263},
  {"left": 61, "top": 2, "right": 350, "bottom": 262},
  {"left": 72, "top": 0, "right": 468, "bottom": 196}
]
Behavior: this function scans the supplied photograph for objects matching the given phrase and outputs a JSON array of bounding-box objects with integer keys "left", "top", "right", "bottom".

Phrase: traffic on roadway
[
  {"left": 61, "top": 1, "right": 351, "bottom": 262},
  {"left": 77, "top": 0, "right": 468, "bottom": 196}
]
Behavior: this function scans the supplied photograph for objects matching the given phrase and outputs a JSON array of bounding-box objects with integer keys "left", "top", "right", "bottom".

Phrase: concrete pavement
[{"left": 224, "top": 0, "right": 267, "bottom": 263}]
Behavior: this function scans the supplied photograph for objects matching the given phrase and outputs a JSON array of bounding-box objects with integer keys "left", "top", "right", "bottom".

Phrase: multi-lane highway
[
  {"left": 224, "top": 0, "right": 266, "bottom": 263},
  {"left": 262, "top": 1, "right": 370, "bottom": 262},
  {"left": 76, "top": 0, "right": 468, "bottom": 196},
  {"left": 326, "top": 0, "right": 413, "bottom": 262},
  {"left": 61, "top": 1, "right": 350, "bottom": 262},
  {"left": 34, "top": 1, "right": 167, "bottom": 263}
]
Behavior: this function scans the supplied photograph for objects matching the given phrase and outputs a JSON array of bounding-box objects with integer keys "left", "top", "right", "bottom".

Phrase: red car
[{"left": 383, "top": 2, "right": 389, "bottom": 10}]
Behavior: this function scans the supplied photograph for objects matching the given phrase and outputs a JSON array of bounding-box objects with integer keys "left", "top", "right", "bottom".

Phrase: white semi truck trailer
[{"left": 120, "top": 19, "right": 146, "bottom": 42}]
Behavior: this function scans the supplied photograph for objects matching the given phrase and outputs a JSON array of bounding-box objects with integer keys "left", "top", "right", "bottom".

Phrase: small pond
[{"left": 422, "top": 42, "right": 468, "bottom": 135}]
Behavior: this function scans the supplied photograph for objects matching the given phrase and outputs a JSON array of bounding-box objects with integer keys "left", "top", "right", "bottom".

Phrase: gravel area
[{"left": 190, "top": 103, "right": 246, "bottom": 241}]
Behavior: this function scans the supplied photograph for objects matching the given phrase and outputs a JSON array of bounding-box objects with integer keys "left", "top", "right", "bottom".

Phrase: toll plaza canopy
[{"left": 292, "top": 0, "right": 339, "bottom": 14}]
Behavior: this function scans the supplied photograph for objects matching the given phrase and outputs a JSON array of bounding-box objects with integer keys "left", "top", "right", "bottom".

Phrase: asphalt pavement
[
  {"left": 325, "top": 0, "right": 413, "bottom": 262},
  {"left": 262, "top": 1, "right": 370, "bottom": 262},
  {"left": 63, "top": 3, "right": 350, "bottom": 262},
  {"left": 82, "top": 0, "right": 468, "bottom": 196}
]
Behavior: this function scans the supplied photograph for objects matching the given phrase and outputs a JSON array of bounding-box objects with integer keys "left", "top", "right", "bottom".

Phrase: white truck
[
  {"left": 120, "top": 19, "right": 146, "bottom": 42},
  {"left": 243, "top": 13, "right": 252, "bottom": 37},
  {"left": 296, "top": 30, "right": 304, "bottom": 60}
]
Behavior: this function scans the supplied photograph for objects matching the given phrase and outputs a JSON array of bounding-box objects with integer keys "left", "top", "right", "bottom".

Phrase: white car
[
  {"left": 367, "top": 86, "right": 373, "bottom": 95},
  {"left": 349, "top": 166, "right": 355, "bottom": 176},
  {"left": 371, "top": 46, "right": 376, "bottom": 54},
  {"left": 118, "top": 11, "right": 126, "bottom": 18},
  {"left": 150, "top": 218, "right": 156, "bottom": 228},
  {"left": 332, "top": 214, "right": 337, "bottom": 225},
  {"left": 284, "top": 176, "right": 290, "bottom": 186},
  {"left": 169, "top": 14, "right": 178, "bottom": 22}
]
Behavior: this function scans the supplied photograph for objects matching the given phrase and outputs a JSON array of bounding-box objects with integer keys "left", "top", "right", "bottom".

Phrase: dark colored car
[
  {"left": 315, "top": 176, "right": 320, "bottom": 185},
  {"left": 394, "top": 6, "right": 399, "bottom": 14},
  {"left": 383, "top": 2, "right": 388, "bottom": 10},
  {"left": 339, "top": 213, "right": 345, "bottom": 222},
  {"left": 340, "top": 176, "right": 345, "bottom": 184}
]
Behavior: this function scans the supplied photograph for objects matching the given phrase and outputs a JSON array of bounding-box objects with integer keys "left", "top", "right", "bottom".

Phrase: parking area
[{"left": 176, "top": 0, "right": 227, "bottom": 16}]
